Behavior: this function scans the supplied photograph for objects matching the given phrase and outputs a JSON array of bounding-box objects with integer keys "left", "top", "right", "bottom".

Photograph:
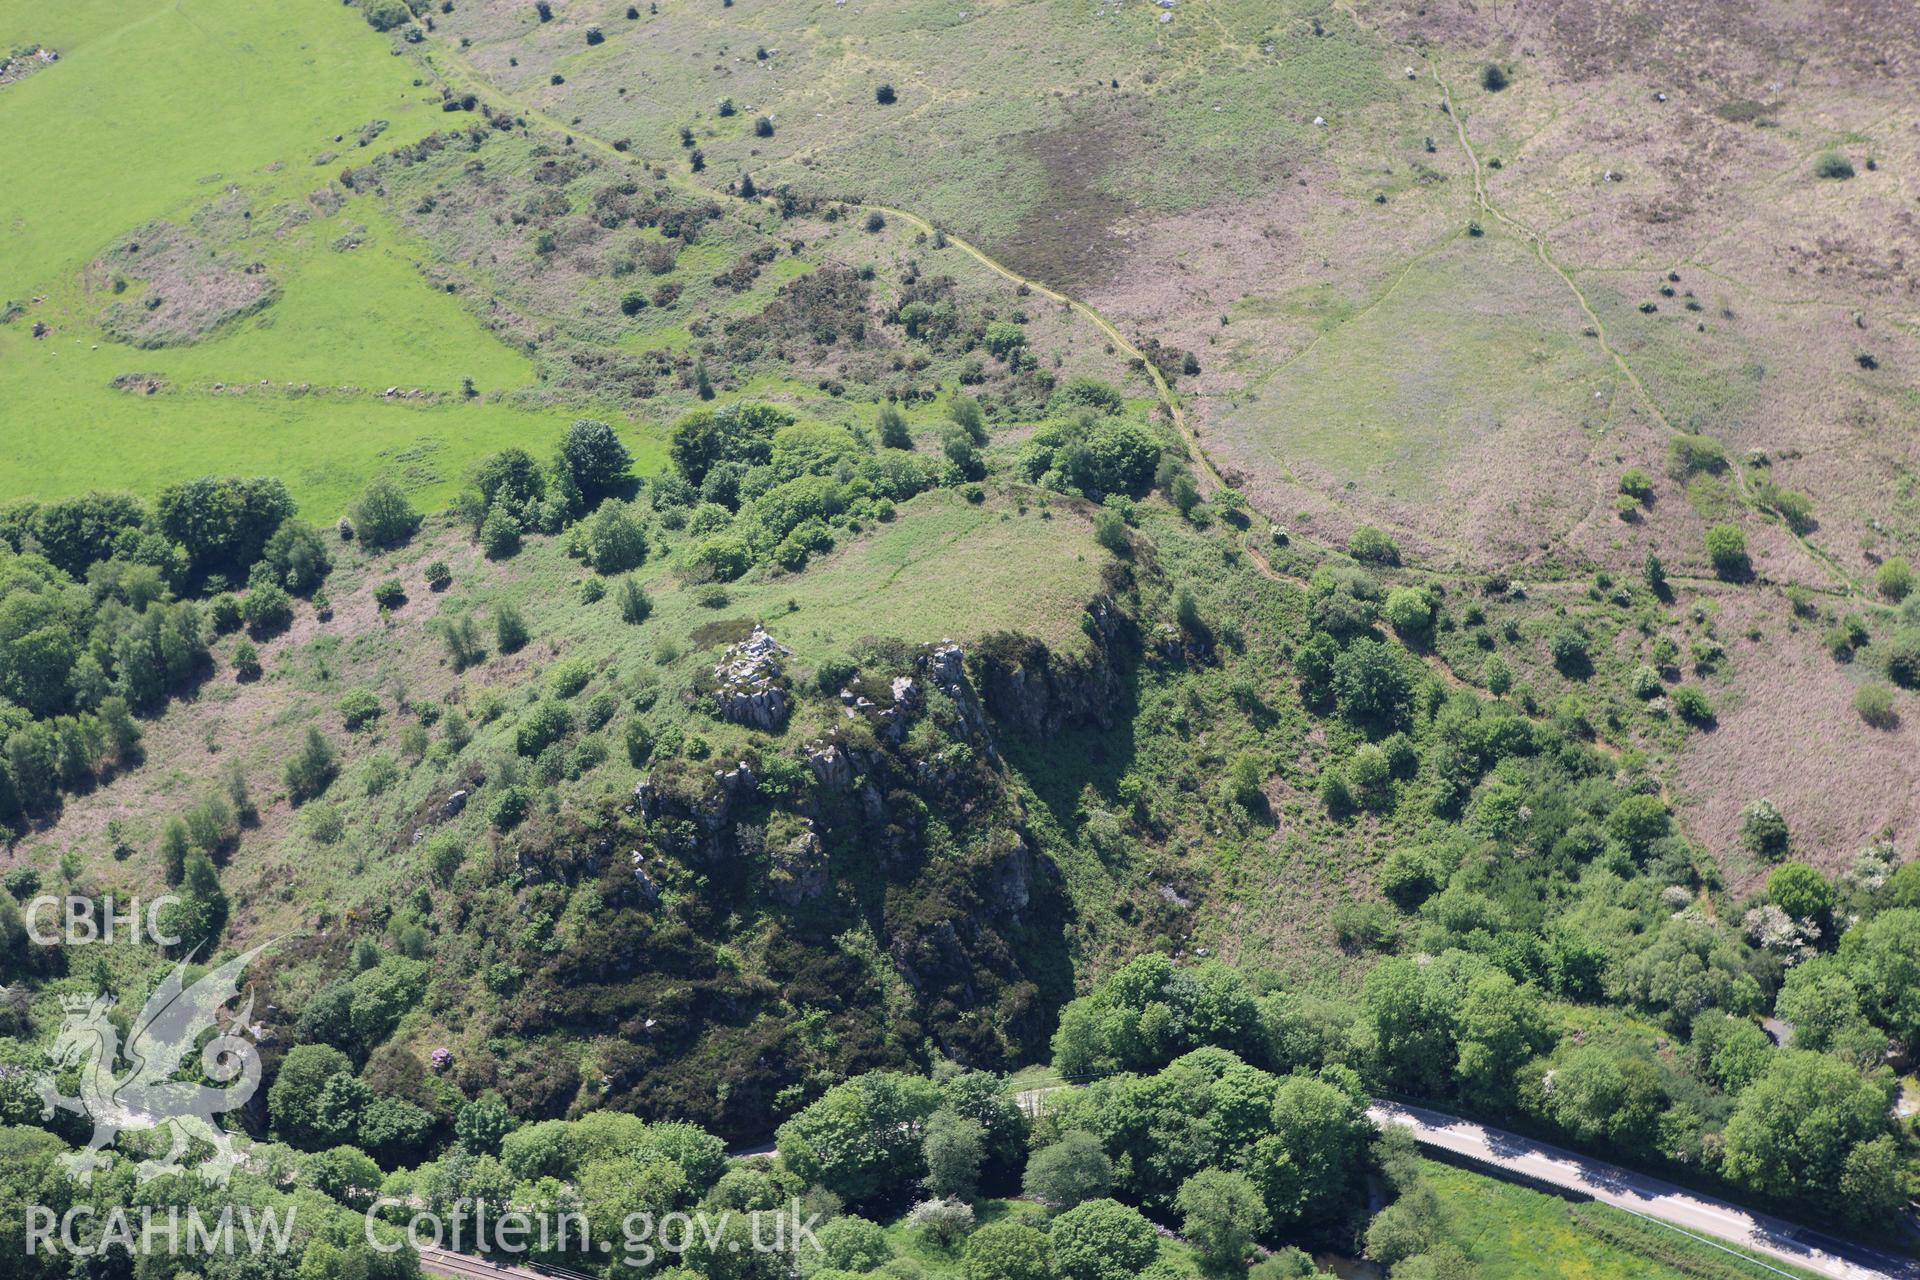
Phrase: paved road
[{"left": 1372, "top": 1101, "right": 1919, "bottom": 1280}]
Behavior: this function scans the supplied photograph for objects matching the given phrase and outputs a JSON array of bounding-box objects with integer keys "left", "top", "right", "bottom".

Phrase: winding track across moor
[{"left": 422, "top": 33, "right": 1866, "bottom": 604}]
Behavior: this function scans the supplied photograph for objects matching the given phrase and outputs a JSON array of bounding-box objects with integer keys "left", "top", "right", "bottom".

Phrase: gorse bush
[
  {"left": 1875, "top": 556, "right": 1912, "bottom": 602},
  {"left": 1667, "top": 433, "right": 1727, "bottom": 478},
  {"left": 1705, "top": 524, "right": 1749, "bottom": 580},
  {"left": 1856, "top": 682, "right": 1896, "bottom": 728},
  {"left": 617, "top": 575, "right": 652, "bottom": 623},
  {"left": 1348, "top": 525, "right": 1400, "bottom": 566},
  {"left": 1815, "top": 150, "right": 1855, "bottom": 180}
]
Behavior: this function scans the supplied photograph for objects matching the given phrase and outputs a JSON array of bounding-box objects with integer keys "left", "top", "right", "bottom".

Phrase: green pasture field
[{"left": 0, "top": 0, "right": 620, "bottom": 516}]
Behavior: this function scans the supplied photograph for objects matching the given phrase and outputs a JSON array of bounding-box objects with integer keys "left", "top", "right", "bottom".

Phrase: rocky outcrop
[
  {"left": 768, "top": 822, "right": 828, "bottom": 905},
  {"left": 711, "top": 625, "right": 793, "bottom": 730},
  {"left": 806, "top": 742, "right": 855, "bottom": 790},
  {"left": 629, "top": 853, "right": 663, "bottom": 902},
  {"left": 634, "top": 759, "right": 758, "bottom": 861},
  {"left": 969, "top": 596, "right": 1128, "bottom": 738},
  {"left": 985, "top": 833, "right": 1034, "bottom": 915}
]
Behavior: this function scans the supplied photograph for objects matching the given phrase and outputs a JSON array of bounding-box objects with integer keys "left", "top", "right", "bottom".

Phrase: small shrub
[
  {"left": 210, "top": 594, "right": 243, "bottom": 634},
  {"left": 1320, "top": 768, "right": 1354, "bottom": 816},
  {"left": 1671, "top": 684, "right": 1714, "bottom": 725},
  {"left": 1884, "top": 630, "right": 1920, "bottom": 688},
  {"left": 348, "top": 475, "right": 420, "bottom": 550},
  {"left": 548, "top": 658, "right": 592, "bottom": 699},
  {"left": 284, "top": 728, "right": 337, "bottom": 803},
  {"left": 441, "top": 616, "right": 484, "bottom": 671},
  {"left": 364, "top": 754, "right": 401, "bottom": 797},
  {"left": 515, "top": 701, "right": 573, "bottom": 756},
  {"left": 338, "top": 688, "right": 382, "bottom": 731},
  {"left": 373, "top": 578, "right": 407, "bottom": 609},
  {"left": 1348, "top": 525, "right": 1400, "bottom": 565},
  {"left": 496, "top": 603, "right": 530, "bottom": 654},
  {"left": 489, "top": 785, "right": 530, "bottom": 831},
  {"left": 1705, "top": 524, "right": 1749, "bottom": 580},
  {"left": 301, "top": 803, "right": 346, "bottom": 845},
  {"left": 1824, "top": 623, "right": 1859, "bottom": 663},
  {"left": 232, "top": 639, "right": 262, "bottom": 681},
  {"left": 1093, "top": 509, "right": 1129, "bottom": 555},
  {"left": 585, "top": 690, "right": 620, "bottom": 730},
  {"left": 425, "top": 560, "right": 452, "bottom": 591},
  {"left": 480, "top": 505, "right": 521, "bottom": 559},
  {"left": 617, "top": 576, "right": 652, "bottom": 623},
  {"left": 1814, "top": 150, "right": 1855, "bottom": 180},
  {"left": 1384, "top": 586, "right": 1433, "bottom": 637},
  {"left": 903, "top": 1198, "right": 972, "bottom": 1248},
  {"left": 1856, "top": 682, "right": 1897, "bottom": 729},
  {"left": 875, "top": 83, "right": 896, "bottom": 105},
  {"left": 1618, "top": 469, "right": 1654, "bottom": 503},
  {"left": 1630, "top": 665, "right": 1663, "bottom": 699},
  {"left": 1755, "top": 482, "right": 1815, "bottom": 533},
  {"left": 1874, "top": 556, "right": 1913, "bottom": 602},
  {"left": 243, "top": 583, "right": 294, "bottom": 639},
  {"left": 624, "top": 718, "right": 653, "bottom": 766},
  {"left": 1548, "top": 625, "right": 1591, "bottom": 676},
  {"left": 1480, "top": 63, "right": 1509, "bottom": 91},
  {"left": 1667, "top": 433, "right": 1728, "bottom": 478},
  {"left": 362, "top": 0, "right": 413, "bottom": 30},
  {"left": 1740, "top": 799, "right": 1789, "bottom": 859}
]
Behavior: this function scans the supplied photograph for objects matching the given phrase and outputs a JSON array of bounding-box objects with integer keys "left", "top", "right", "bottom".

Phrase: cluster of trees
[
  {"left": 1048, "top": 871, "right": 1911, "bottom": 1230},
  {"left": 1321, "top": 681, "right": 1914, "bottom": 1221},
  {"left": 0, "top": 1124, "right": 419, "bottom": 1280},
  {"left": 766, "top": 1060, "right": 1343, "bottom": 1279},
  {"left": 453, "top": 419, "right": 635, "bottom": 559},
  {"left": 0, "top": 475, "right": 366, "bottom": 828},
  {"left": 1011, "top": 409, "right": 1162, "bottom": 503},
  {"left": 661, "top": 401, "right": 942, "bottom": 577}
]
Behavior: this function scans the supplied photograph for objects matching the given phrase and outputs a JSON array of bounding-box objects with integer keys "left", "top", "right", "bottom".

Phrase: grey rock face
[{"left": 711, "top": 625, "right": 794, "bottom": 730}]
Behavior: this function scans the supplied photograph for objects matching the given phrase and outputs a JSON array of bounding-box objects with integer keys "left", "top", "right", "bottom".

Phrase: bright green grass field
[
  {"left": 0, "top": 0, "right": 628, "bottom": 517},
  {"left": 1423, "top": 1159, "right": 1820, "bottom": 1280}
]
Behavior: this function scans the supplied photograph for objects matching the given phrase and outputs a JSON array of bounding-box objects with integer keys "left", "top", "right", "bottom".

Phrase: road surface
[{"left": 1372, "top": 1100, "right": 1919, "bottom": 1280}]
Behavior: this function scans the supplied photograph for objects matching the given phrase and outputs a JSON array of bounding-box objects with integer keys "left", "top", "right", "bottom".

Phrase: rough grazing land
[{"left": 431, "top": 0, "right": 1920, "bottom": 867}]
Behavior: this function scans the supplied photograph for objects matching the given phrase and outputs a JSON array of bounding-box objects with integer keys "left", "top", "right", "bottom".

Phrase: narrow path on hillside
[
  {"left": 1428, "top": 67, "right": 1860, "bottom": 597},
  {"left": 420, "top": 40, "right": 1862, "bottom": 618}
]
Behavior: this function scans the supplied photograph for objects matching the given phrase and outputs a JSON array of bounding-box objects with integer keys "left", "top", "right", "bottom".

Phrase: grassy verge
[{"left": 1425, "top": 1159, "right": 1826, "bottom": 1280}]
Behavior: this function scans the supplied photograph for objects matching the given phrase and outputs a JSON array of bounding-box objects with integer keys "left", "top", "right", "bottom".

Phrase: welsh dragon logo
[{"left": 35, "top": 943, "right": 271, "bottom": 1186}]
